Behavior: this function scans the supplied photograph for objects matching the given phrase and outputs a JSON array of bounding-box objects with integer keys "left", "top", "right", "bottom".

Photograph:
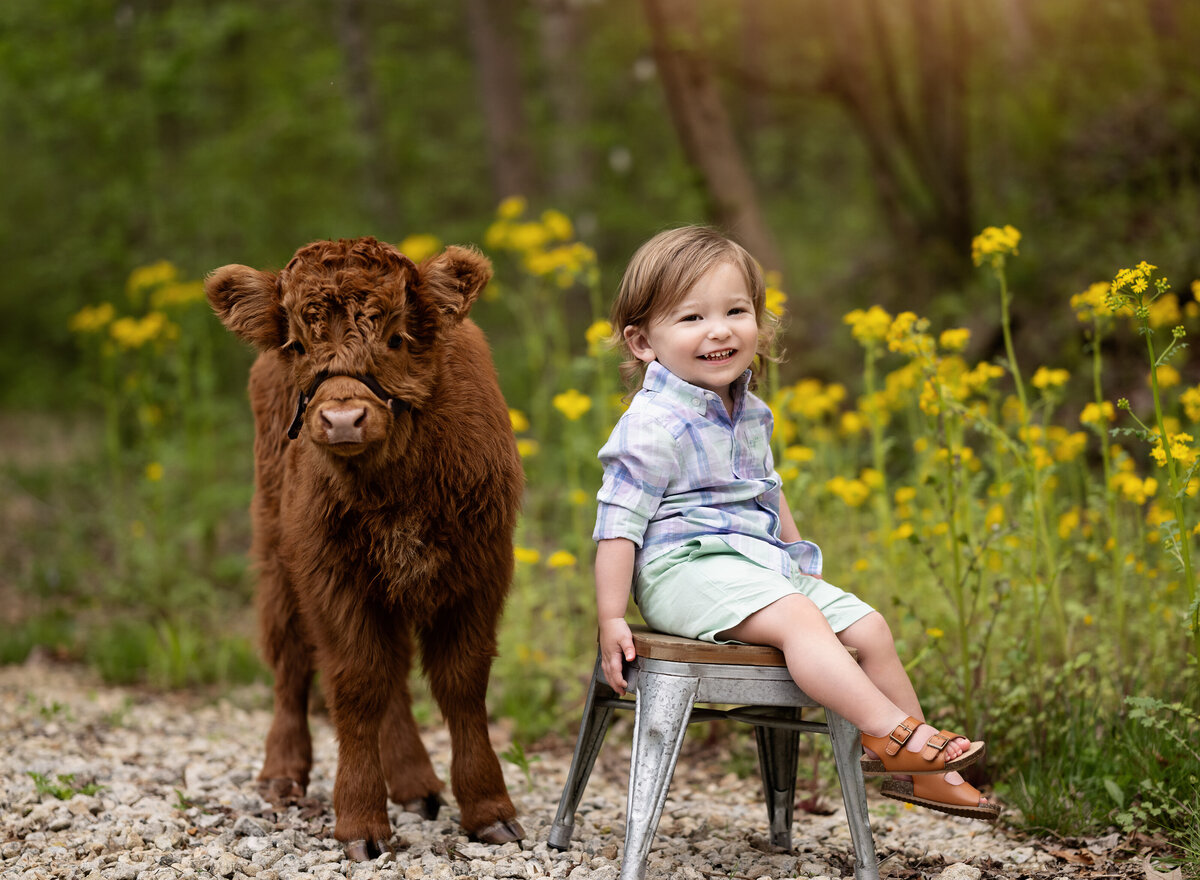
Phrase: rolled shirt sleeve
[{"left": 594, "top": 411, "right": 679, "bottom": 546}]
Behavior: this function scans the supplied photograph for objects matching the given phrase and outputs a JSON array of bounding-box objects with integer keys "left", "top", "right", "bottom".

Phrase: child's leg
[
  {"left": 718, "top": 595, "right": 907, "bottom": 736},
  {"left": 718, "top": 597, "right": 980, "bottom": 770}
]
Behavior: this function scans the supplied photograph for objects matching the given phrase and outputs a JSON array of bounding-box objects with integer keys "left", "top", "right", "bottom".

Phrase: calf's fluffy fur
[{"left": 206, "top": 237, "right": 524, "bottom": 859}]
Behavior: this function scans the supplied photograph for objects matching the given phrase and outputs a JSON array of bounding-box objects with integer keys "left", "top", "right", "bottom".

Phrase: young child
[{"left": 592, "top": 226, "right": 999, "bottom": 820}]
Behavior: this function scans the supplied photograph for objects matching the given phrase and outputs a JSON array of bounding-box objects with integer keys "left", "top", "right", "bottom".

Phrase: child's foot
[{"left": 860, "top": 715, "right": 985, "bottom": 775}]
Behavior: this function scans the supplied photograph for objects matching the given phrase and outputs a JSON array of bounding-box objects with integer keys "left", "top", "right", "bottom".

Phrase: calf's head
[{"left": 206, "top": 237, "right": 491, "bottom": 458}]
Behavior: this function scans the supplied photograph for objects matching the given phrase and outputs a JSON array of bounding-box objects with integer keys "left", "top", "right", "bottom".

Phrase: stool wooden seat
[{"left": 548, "top": 625, "right": 879, "bottom": 880}]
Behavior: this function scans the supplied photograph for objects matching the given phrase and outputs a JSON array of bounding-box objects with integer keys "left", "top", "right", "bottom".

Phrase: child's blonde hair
[{"left": 610, "top": 226, "right": 779, "bottom": 391}]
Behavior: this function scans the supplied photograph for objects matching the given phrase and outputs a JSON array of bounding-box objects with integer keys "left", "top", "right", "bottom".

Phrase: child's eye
[{"left": 681, "top": 314, "right": 702, "bottom": 322}]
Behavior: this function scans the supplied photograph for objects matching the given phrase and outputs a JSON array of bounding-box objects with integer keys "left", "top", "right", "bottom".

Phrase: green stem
[{"left": 1144, "top": 331, "right": 1200, "bottom": 660}]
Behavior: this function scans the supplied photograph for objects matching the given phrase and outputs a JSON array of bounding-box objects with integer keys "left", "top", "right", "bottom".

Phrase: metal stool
[{"left": 548, "top": 626, "right": 880, "bottom": 880}]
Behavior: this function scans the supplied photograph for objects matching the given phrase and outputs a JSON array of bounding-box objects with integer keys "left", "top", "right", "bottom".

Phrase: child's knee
[{"left": 843, "top": 611, "right": 895, "bottom": 649}]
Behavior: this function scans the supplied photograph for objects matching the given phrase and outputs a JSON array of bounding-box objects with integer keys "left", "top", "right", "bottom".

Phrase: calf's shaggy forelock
[{"left": 206, "top": 236, "right": 524, "bottom": 860}]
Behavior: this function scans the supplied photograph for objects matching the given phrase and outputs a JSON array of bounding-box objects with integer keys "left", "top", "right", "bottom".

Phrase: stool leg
[
  {"left": 621, "top": 671, "right": 700, "bottom": 880},
  {"left": 753, "top": 708, "right": 801, "bottom": 850},
  {"left": 549, "top": 655, "right": 619, "bottom": 850},
  {"left": 825, "top": 709, "right": 880, "bottom": 880}
]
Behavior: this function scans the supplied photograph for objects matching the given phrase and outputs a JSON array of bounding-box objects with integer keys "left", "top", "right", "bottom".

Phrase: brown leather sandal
[
  {"left": 861, "top": 715, "right": 986, "bottom": 775},
  {"left": 880, "top": 774, "right": 1002, "bottom": 821}
]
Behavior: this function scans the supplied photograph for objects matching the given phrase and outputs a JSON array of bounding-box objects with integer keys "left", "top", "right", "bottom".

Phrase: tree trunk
[
  {"left": 817, "top": 0, "right": 973, "bottom": 284},
  {"left": 334, "top": 0, "right": 401, "bottom": 232},
  {"left": 537, "top": 0, "right": 590, "bottom": 203},
  {"left": 465, "top": 0, "right": 538, "bottom": 201},
  {"left": 641, "top": 0, "right": 782, "bottom": 271}
]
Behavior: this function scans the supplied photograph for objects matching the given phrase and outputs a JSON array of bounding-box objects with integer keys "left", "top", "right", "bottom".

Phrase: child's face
[{"left": 624, "top": 261, "right": 759, "bottom": 406}]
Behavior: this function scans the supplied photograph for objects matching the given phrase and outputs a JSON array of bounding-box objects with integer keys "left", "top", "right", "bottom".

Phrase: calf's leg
[
  {"left": 257, "top": 571, "right": 314, "bottom": 801},
  {"left": 379, "top": 631, "right": 445, "bottom": 816},
  {"left": 420, "top": 613, "right": 522, "bottom": 843},
  {"left": 317, "top": 605, "right": 399, "bottom": 858}
]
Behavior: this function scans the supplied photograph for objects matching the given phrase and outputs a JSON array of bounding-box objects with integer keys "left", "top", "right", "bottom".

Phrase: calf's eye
[
  {"left": 388, "top": 334, "right": 404, "bottom": 350},
  {"left": 285, "top": 340, "right": 306, "bottom": 356}
]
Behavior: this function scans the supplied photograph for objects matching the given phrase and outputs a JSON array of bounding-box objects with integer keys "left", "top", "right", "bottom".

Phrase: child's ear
[{"left": 624, "top": 324, "right": 656, "bottom": 364}]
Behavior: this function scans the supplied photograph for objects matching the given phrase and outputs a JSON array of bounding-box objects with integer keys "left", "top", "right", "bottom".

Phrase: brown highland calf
[{"left": 205, "top": 237, "right": 524, "bottom": 860}]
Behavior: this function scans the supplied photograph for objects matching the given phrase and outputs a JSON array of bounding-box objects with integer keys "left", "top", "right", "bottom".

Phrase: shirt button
[{"left": 692, "top": 397, "right": 701, "bottom": 406}]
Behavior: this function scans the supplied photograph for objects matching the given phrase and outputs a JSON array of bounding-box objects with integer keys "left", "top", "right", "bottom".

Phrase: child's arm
[
  {"left": 778, "top": 492, "right": 803, "bottom": 543},
  {"left": 595, "top": 537, "right": 637, "bottom": 695}
]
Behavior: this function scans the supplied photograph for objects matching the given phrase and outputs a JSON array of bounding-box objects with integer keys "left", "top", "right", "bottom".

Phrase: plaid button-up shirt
[{"left": 593, "top": 361, "right": 823, "bottom": 580}]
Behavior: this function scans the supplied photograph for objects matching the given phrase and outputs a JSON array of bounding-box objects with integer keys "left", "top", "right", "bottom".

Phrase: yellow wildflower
[
  {"left": 985, "top": 504, "right": 1005, "bottom": 530},
  {"left": 971, "top": 225, "right": 1021, "bottom": 268},
  {"left": 889, "top": 523, "right": 914, "bottom": 542},
  {"left": 1180, "top": 386, "right": 1200, "bottom": 423},
  {"left": 514, "top": 546, "right": 541, "bottom": 564},
  {"left": 517, "top": 439, "right": 540, "bottom": 458},
  {"left": 109, "top": 312, "right": 177, "bottom": 350},
  {"left": 570, "top": 489, "right": 590, "bottom": 506},
  {"left": 547, "top": 550, "right": 577, "bottom": 569},
  {"left": 844, "top": 306, "right": 892, "bottom": 347},
  {"left": 398, "top": 234, "right": 443, "bottom": 264},
  {"left": 1150, "top": 432, "right": 1197, "bottom": 468},
  {"left": 784, "top": 445, "right": 815, "bottom": 463},
  {"left": 541, "top": 209, "right": 574, "bottom": 241},
  {"left": 1032, "top": 366, "right": 1070, "bottom": 390},
  {"left": 765, "top": 285, "right": 788, "bottom": 317},
  {"left": 509, "top": 409, "right": 530, "bottom": 433},
  {"left": 894, "top": 487, "right": 917, "bottom": 505},
  {"left": 1057, "top": 508, "right": 1080, "bottom": 540},
  {"left": 145, "top": 462, "right": 164, "bottom": 482},
  {"left": 1071, "top": 282, "right": 1113, "bottom": 322},
  {"left": 69, "top": 302, "right": 116, "bottom": 334},
  {"left": 1147, "top": 293, "right": 1181, "bottom": 329},
  {"left": 1080, "top": 401, "right": 1115, "bottom": 427},
  {"left": 826, "top": 476, "right": 871, "bottom": 507},
  {"left": 586, "top": 320, "right": 613, "bottom": 356},
  {"left": 149, "top": 281, "right": 205, "bottom": 309},
  {"left": 1152, "top": 364, "right": 1181, "bottom": 389},
  {"left": 926, "top": 628, "right": 945, "bottom": 639},
  {"left": 553, "top": 389, "right": 592, "bottom": 421},
  {"left": 938, "top": 328, "right": 971, "bottom": 352},
  {"left": 860, "top": 468, "right": 884, "bottom": 490},
  {"left": 127, "top": 260, "right": 178, "bottom": 300},
  {"left": 497, "top": 196, "right": 527, "bottom": 220},
  {"left": 840, "top": 411, "right": 866, "bottom": 436}
]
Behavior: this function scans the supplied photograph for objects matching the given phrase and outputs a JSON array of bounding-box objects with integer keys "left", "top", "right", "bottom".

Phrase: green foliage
[{"left": 27, "top": 772, "right": 104, "bottom": 801}]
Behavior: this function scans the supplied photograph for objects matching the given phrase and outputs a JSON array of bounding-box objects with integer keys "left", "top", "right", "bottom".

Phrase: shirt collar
[{"left": 641, "top": 360, "right": 752, "bottom": 416}]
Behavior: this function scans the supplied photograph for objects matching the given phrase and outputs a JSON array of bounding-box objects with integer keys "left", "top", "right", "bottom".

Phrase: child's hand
[{"left": 598, "top": 618, "right": 636, "bottom": 695}]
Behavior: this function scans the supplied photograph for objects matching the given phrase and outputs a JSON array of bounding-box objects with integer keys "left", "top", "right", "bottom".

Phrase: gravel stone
[{"left": 0, "top": 660, "right": 1131, "bottom": 880}]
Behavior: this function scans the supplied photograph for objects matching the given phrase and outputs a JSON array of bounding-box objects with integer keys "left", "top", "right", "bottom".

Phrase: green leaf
[{"left": 1103, "top": 778, "right": 1124, "bottom": 809}]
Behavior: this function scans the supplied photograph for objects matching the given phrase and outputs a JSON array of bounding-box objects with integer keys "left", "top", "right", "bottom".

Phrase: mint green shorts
[{"left": 635, "top": 536, "right": 875, "bottom": 644}]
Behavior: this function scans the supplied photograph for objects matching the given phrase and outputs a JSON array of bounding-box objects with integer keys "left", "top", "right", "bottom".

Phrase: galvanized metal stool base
[{"left": 548, "top": 626, "right": 879, "bottom": 880}]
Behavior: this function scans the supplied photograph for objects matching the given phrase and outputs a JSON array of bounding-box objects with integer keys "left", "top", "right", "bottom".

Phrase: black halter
[{"left": 286, "top": 371, "right": 412, "bottom": 440}]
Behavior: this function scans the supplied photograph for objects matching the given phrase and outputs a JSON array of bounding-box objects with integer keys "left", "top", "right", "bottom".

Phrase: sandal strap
[
  {"left": 884, "top": 716, "right": 921, "bottom": 756},
  {"left": 920, "top": 728, "right": 964, "bottom": 762}
]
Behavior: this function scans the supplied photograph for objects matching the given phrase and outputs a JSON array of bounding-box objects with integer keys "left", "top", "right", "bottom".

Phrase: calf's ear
[
  {"left": 418, "top": 245, "right": 493, "bottom": 322},
  {"left": 205, "top": 265, "right": 286, "bottom": 350}
]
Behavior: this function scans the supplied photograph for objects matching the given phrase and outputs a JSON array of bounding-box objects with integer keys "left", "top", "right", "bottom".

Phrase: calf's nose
[{"left": 320, "top": 405, "right": 367, "bottom": 443}]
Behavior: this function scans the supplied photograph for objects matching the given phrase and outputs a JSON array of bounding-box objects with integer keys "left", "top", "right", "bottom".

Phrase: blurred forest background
[{"left": 4, "top": 0, "right": 1200, "bottom": 864}]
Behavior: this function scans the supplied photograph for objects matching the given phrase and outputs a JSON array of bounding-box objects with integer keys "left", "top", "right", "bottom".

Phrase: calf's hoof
[
  {"left": 470, "top": 819, "right": 525, "bottom": 845},
  {"left": 403, "top": 793, "right": 445, "bottom": 820},
  {"left": 258, "top": 777, "right": 305, "bottom": 803},
  {"left": 345, "top": 838, "right": 393, "bottom": 862}
]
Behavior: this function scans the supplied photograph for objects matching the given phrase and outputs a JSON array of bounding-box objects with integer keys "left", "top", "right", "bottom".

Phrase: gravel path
[{"left": 0, "top": 657, "right": 1139, "bottom": 880}]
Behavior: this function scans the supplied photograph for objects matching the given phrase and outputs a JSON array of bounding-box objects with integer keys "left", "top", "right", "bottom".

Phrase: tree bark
[
  {"left": 334, "top": 0, "right": 401, "bottom": 232},
  {"left": 817, "top": 0, "right": 973, "bottom": 283},
  {"left": 537, "top": 0, "right": 590, "bottom": 203},
  {"left": 641, "top": 0, "right": 782, "bottom": 271},
  {"left": 465, "top": 0, "right": 538, "bottom": 201}
]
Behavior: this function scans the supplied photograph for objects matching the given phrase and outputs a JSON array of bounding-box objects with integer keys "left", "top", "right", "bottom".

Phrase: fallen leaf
[
  {"left": 1048, "top": 847, "right": 1096, "bottom": 865},
  {"left": 1143, "top": 856, "right": 1183, "bottom": 880}
]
